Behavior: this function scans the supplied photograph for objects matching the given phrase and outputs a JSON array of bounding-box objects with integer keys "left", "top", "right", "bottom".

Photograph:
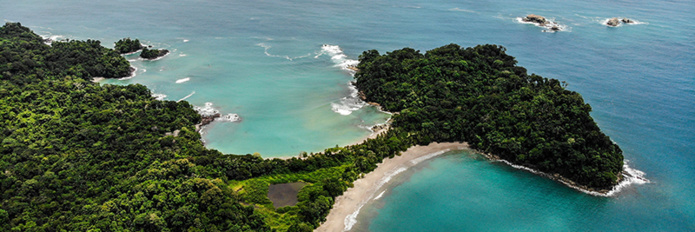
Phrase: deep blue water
[{"left": 2, "top": 0, "right": 693, "bottom": 230}]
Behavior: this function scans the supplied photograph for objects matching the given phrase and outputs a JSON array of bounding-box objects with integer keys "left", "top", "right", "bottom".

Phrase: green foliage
[
  {"left": 0, "top": 22, "right": 624, "bottom": 232},
  {"left": 140, "top": 47, "right": 169, "bottom": 59},
  {"left": 114, "top": 37, "right": 143, "bottom": 54},
  {"left": 0, "top": 22, "right": 269, "bottom": 232},
  {"left": 354, "top": 43, "right": 624, "bottom": 188},
  {"left": 0, "top": 22, "right": 132, "bottom": 81}
]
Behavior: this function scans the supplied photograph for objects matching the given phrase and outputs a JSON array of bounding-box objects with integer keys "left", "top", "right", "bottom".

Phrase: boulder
[
  {"left": 621, "top": 18, "right": 634, "bottom": 24},
  {"left": 606, "top": 17, "right": 620, "bottom": 27},
  {"left": 523, "top": 14, "right": 547, "bottom": 25}
]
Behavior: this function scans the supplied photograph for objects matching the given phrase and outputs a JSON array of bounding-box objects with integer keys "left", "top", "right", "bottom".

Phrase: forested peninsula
[{"left": 0, "top": 23, "right": 623, "bottom": 231}]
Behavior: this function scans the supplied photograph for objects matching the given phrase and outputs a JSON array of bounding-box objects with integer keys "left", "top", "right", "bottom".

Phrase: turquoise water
[{"left": 3, "top": 0, "right": 694, "bottom": 230}]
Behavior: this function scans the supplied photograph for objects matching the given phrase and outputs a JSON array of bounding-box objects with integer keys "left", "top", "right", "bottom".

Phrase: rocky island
[
  {"left": 521, "top": 14, "right": 561, "bottom": 31},
  {"left": 606, "top": 17, "right": 636, "bottom": 27},
  {"left": 140, "top": 47, "right": 169, "bottom": 59},
  {"left": 114, "top": 37, "right": 143, "bottom": 54}
]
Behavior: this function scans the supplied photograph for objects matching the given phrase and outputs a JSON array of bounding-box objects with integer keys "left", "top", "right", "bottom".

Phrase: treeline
[
  {"left": 0, "top": 22, "right": 270, "bottom": 231},
  {"left": 0, "top": 23, "right": 132, "bottom": 82},
  {"left": 354, "top": 44, "right": 623, "bottom": 188},
  {"left": 114, "top": 38, "right": 143, "bottom": 54},
  {"left": 0, "top": 22, "right": 412, "bottom": 232}
]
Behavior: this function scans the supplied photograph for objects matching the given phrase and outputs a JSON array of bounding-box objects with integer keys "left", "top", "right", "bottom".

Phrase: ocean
[{"left": 2, "top": 0, "right": 693, "bottom": 230}]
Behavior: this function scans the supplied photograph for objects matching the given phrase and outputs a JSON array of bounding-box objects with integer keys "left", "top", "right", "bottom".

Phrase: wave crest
[
  {"left": 331, "top": 82, "right": 366, "bottom": 116},
  {"left": 176, "top": 77, "right": 191, "bottom": 84}
]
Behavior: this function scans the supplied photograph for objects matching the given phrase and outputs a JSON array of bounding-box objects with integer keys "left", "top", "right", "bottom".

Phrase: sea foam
[
  {"left": 345, "top": 150, "right": 449, "bottom": 231},
  {"left": 219, "top": 113, "right": 242, "bottom": 122},
  {"left": 317, "top": 44, "right": 367, "bottom": 116},
  {"left": 193, "top": 102, "right": 219, "bottom": 116},
  {"left": 496, "top": 158, "right": 649, "bottom": 197},
  {"left": 331, "top": 82, "right": 366, "bottom": 116},
  {"left": 176, "top": 77, "right": 191, "bottom": 83},
  {"left": 257, "top": 43, "right": 312, "bottom": 61},
  {"left": 118, "top": 66, "right": 138, "bottom": 80},
  {"left": 316, "top": 44, "right": 360, "bottom": 74},
  {"left": 152, "top": 93, "right": 167, "bottom": 100},
  {"left": 177, "top": 91, "right": 196, "bottom": 102},
  {"left": 515, "top": 17, "right": 570, "bottom": 33}
]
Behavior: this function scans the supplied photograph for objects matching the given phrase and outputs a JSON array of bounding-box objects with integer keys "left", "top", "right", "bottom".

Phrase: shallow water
[{"left": 2, "top": 0, "right": 694, "bottom": 230}]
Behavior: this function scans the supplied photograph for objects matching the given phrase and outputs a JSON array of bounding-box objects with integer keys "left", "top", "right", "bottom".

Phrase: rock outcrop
[
  {"left": 140, "top": 47, "right": 169, "bottom": 59},
  {"left": 522, "top": 14, "right": 548, "bottom": 26},
  {"left": 200, "top": 113, "right": 221, "bottom": 127},
  {"left": 621, "top": 18, "right": 634, "bottom": 24},
  {"left": 606, "top": 17, "right": 621, "bottom": 27}
]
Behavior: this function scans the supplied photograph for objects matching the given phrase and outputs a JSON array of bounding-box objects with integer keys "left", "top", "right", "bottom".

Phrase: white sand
[{"left": 316, "top": 142, "right": 470, "bottom": 232}]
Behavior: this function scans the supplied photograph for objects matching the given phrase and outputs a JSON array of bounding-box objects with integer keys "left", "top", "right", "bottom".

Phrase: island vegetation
[
  {"left": 114, "top": 37, "right": 143, "bottom": 54},
  {"left": 140, "top": 47, "right": 169, "bottom": 59},
  {"left": 354, "top": 44, "right": 624, "bottom": 188},
  {"left": 0, "top": 22, "right": 623, "bottom": 231}
]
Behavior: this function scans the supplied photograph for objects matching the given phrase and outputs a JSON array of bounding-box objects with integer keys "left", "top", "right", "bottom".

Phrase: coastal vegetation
[
  {"left": 354, "top": 44, "right": 624, "bottom": 188},
  {"left": 140, "top": 47, "right": 169, "bottom": 59},
  {"left": 0, "top": 22, "right": 623, "bottom": 231},
  {"left": 114, "top": 38, "right": 143, "bottom": 54}
]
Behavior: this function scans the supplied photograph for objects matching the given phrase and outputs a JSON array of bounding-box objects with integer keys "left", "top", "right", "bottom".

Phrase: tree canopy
[
  {"left": 0, "top": 23, "right": 624, "bottom": 231},
  {"left": 354, "top": 44, "right": 623, "bottom": 188}
]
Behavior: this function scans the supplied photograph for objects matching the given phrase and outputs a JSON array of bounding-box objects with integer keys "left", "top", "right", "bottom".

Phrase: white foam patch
[
  {"left": 345, "top": 149, "right": 450, "bottom": 230},
  {"left": 410, "top": 149, "right": 450, "bottom": 165},
  {"left": 176, "top": 77, "right": 191, "bottom": 84},
  {"left": 179, "top": 53, "right": 187, "bottom": 57},
  {"left": 41, "top": 34, "right": 67, "bottom": 45},
  {"left": 344, "top": 204, "right": 364, "bottom": 231},
  {"left": 118, "top": 66, "right": 138, "bottom": 80},
  {"left": 449, "top": 7, "right": 476, "bottom": 13},
  {"left": 177, "top": 91, "right": 196, "bottom": 102},
  {"left": 218, "top": 113, "right": 242, "bottom": 122},
  {"left": 256, "top": 43, "right": 312, "bottom": 61},
  {"left": 316, "top": 45, "right": 366, "bottom": 116},
  {"left": 192, "top": 102, "right": 218, "bottom": 116},
  {"left": 601, "top": 18, "right": 648, "bottom": 27},
  {"left": 183, "top": 39, "right": 189, "bottom": 43},
  {"left": 515, "top": 17, "right": 570, "bottom": 33},
  {"left": 331, "top": 82, "right": 366, "bottom": 116},
  {"left": 152, "top": 93, "right": 167, "bottom": 100},
  {"left": 316, "top": 44, "right": 360, "bottom": 73},
  {"left": 604, "top": 161, "right": 649, "bottom": 196},
  {"left": 496, "top": 158, "right": 648, "bottom": 197},
  {"left": 374, "top": 190, "right": 386, "bottom": 200}
]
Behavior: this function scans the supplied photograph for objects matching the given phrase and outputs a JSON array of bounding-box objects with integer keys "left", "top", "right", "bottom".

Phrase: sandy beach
[{"left": 316, "top": 142, "right": 470, "bottom": 232}]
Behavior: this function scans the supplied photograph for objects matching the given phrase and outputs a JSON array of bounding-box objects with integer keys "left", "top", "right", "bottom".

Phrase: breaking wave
[
  {"left": 177, "top": 91, "right": 196, "bottom": 102},
  {"left": 331, "top": 82, "right": 366, "bottom": 116},
  {"left": 219, "top": 113, "right": 242, "bottom": 122},
  {"left": 176, "top": 77, "right": 191, "bottom": 84},
  {"left": 315, "top": 44, "right": 360, "bottom": 74},
  {"left": 256, "top": 43, "right": 312, "bottom": 61},
  {"left": 193, "top": 102, "right": 219, "bottom": 116},
  {"left": 152, "top": 93, "right": 167, "bottom": 100},
  {"left": 496, "top": 158, "right": 649, "bottom": 197},
  {"left": 316, "top": 44, "right": 366, "bottom": 116}
]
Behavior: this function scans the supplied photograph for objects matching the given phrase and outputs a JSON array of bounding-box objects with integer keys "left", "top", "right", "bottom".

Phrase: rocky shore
[{"left": 196, "top": 113, "right": 221, "bottom": 132}]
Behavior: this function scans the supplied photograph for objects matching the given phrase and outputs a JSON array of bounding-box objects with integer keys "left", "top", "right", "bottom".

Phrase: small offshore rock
[
  {"left": 523, "top": 14, "right": 548, "bottom": 25},
  {"left": 621, "top": 18, "right": 634, "bottom": 24},
  {"left": 606, "top": 17, "right": 621, "bottom": 27}
]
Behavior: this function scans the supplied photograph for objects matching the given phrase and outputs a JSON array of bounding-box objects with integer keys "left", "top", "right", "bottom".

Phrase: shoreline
[
  {"left": 316, "top": 142, "right": 470, "bottom": 232},
  {"left": 316, "top": 140, "right": 645, "bottom": 231}
]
